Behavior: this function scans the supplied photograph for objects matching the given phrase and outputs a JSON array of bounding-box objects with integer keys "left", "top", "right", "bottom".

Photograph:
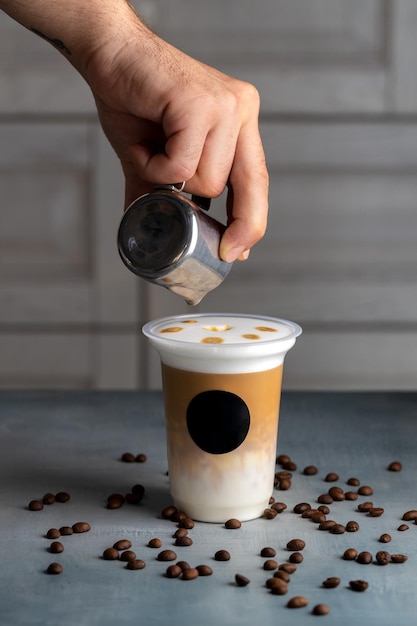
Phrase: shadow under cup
[{"left": 142, "top": 314, "right": 302, "bottom": 523}]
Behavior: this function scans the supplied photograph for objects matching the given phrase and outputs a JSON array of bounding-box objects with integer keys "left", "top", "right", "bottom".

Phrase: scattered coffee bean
[
  {"left": 356, "top": 551, "right": 372, "bottom": 565},
  {"left": 166, "top": 564, "right": 182, "bottom": 578},
  {"left": 276, "top": 454, "right": 292, "bottom": 465},
  {"left": 263, "top": 559, "right": 278, "bottom": 571},
  {"left": 196, "top": 565, "right": 213, "bottom": 576},
  {"left": 347, "top": 477, "right": 360, "bottom": 486},
  {"left": 113, "top": 539, "right": 132, "bottom": 551},
  {"left": 175, "top": 536, "right": 193, "bottom": 547},
  {"left": 345, "top": 520, "right": 360, "bottom": 532},
  {"left": 268, "top": 579, "right": 288, "bottom": 595},
  {"left": 49, "top": 541, "right": 64, "bottom": 554},
  {"left": 46, "top": 562, "right": 63, "bottom": 575},
  {"left": 287, "top": 596, "right": 309, "bottom": 608},
  {"left": 148, "top": 538, "right": 162, "bottom": 548},
  {"left": 28, "top": 500, "right": 44, "bottom": 511},
  {"left": 289, "top": 552, "right": 303, "bottom": 564},
  {"left": 276, "top": 470, "right": 293, "bottom": 480},
  {"left": 329, "top": 524, "right": 345, "bottom": 534},
  {"left": 279, "top": 563, "right": 297, "bottom": 574},
  {"left": 303, "top": 465, "right": 318, "bottom": 475},
  {"left": 271, "top": 502, "right": 287, "bottom": 513},
  {"left": 103, "top": 547, "right": 119, "bottom": 560},
  {"left": 375, "top": 551, "right": 391, "bottom": 565},
  {"left": 286, "top": 539, "right": 305, "bottom": 551},
  {"left": 157, "top": 550, "right": 177, "bottom": 562},
  {"left": 318, "top": 505, "right": 330, "bottom": 515},
  {"left": 358, "top": 485, "right": 373, "bottom": 496},
  {"left": 318, "top": 520, "right": 337, "bottom": 531},
  {"left": 261, "top": 547, "right": 276, "bottom": 558},
  {"left": 378, "top": 533, "right": 391, "bottom": 543},
  {"left": 59, "top": 526, "right": 73, "bottom": 536},
  {"left": 106, "top": 494, "right": 125, "bottom": 509},
  {"left": 264, "top": 508, "right": 278, "bottom": 519},
  {"left": 282, "top": 461, "right": 297, "bottom": 471},
  {"left": 310, "top": 511, "right": 327, "bottom": 524},
  {"left": 161, "top": 505, "right": 177, "bottom": 519},
  {"left": 46, "top": 528, "right": 61, "bottom": 539},
  {"left": 42, "top": 493, "right": 56, "bottom": 505},
  {"left": 173, "top": 528, "right": 188, "bottom": 539},
  {"left": 349, "top": 580, "right": 369, "bottom": 592},
  {"left": 72, "top": 522, "right": 90, "bottom": 533},
  {"left": 119, "top": 550, "right": 136, "bottom": 562},
  {"left": 276, "top": 478, "right": 292, "bottom": 491},
  {"left": 126, "top": 559, "right": 146, "bottom": 570},
  {"left": 55, "top": 492, "right": 70, "bottom": 503},
  {"left": 274, "top": 570, "right": 291, "bottom": 583},
  {"left": 135, "top": 453, "right": 147, "bottom": 463},
  {"left": 345, "top": 491, "right": 358, "bottom": 501},
  {"left": 317, "top": 494, "right": 333, "bottom": 505},
  {"left": 121, "top": 452, "right": 136, "bottom": 462},
  {"left": 357, "top": 501, "right": 373, "bottom": 512},
  {"left": 235, "top": 573, "right": 250, "bottom": 587},
  {"left": 225, "top": 518, "right": 241, "bottom": 529},
  {"left": 387, "top": 461, "right": 402, "bottom": 472},
  {"left": 177, "top": 517, "right": 195, "bottom": 530},
  {"left": 131, "top": 484, "right": 145, "bottom": 498},
  {"left": 322, "top": 576, "right": 341, "bottom": 588},
  {"left": 301, "top": 509, "right": 317, "bottom": 519},
  {"left": 343, "top": 548, "right": 358, "bottom": 561},
  {"left": 294, "top": 502, "right": 311, "bottom": 514},
  {"left": 368, "top": 507, "right": 384, "bottom": 517},
  {"left": 325, "top": 472, "right": 339, "bottom": 482},
  {"left": 398, "top": 524, "right": 409, "bottom": 531},
  {"left": 312, "top": 604, "right": 330, "bottom": 616},
  {"left": 182, "top": 567, "right": 199, "bottom": 580},
  {"left": 125, "top": 493, "right": 142, "bottom": 504},
  {"left": 176, "top": 561, "right": 190, "bottom": 571},
  {"left": 391, "top": 554, "right": 408, "bottom": 563},
  {"left": 328, "top": 486, "right": 345, "bottom": 501},
  {"left": 269, "top": 496, "right": 275, "bottom": 504},
  {"left": 215, "top": 550, "right": 231, "bottom": 561},
  {"left": 402, "top": 510, "right": 417, "bottom": 521}
]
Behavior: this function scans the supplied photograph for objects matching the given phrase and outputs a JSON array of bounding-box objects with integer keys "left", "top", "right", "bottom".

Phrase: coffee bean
[
  {"left": 391, "top": 554, "right": 408, "bottom": 563},
  {"left": 176, "top": 561, "right": 190, "bottom": 571},
  {"left": 120, "top": 550, "right": 136, "bottom": 562},
  {"left": 317, "top": 494, "right": 333, "bottom": 505},
  {"left": 196, "top": 565, "right": 213, "bottom": 576},
  {"left": 303, "top": 465, "right": 318, "bottom": 475},
  {"left": 106, "top": 494, "right": 125, "bottom": 509},
  {"left": 318, "top": 520, "right": 337, "bottom": 531},
  {"left": 356, "top": 551, "right": 372, "bottom": 564},
  {"left": 103, "top": 547, "right": 119, "bottom": 560},
  {"left": 28, "top": 500, "right": 44, "bottom": 511},
  {"left": 345, "top": 491, "right": 358, "bottom": 501},
  {"left": 269, "top": 496, "right": 275, "bottom": 504},
  {"left": 286, "top": 539, "right": 305, "bottom": 551},
  {"left": 264, "top": 508, "right": 278, "bottom": 519},
  {"left": 398, "top": 524, "right": 409, "bottom": 531},
  {"left": 268, "top": 579, "right": 288, "bottom": 595},
  {"left": 46, "top": 562, "right": 63, "bottom": 575},
  {"left": 121, "top": 452, "right": 135, "bottom": 462},
  {"left": 322, "top": 576, "right": 340, "bottom": 588},
  {"left": 274, "top": 570, "right": 291, "bottom": 583},
  {"left": 276, "top": 470, "right": 293, "bottom": 480},
  {"left": 347, "top": 477, "right": 360, "bottom": 486},
  {"left": 289, "top": 552, "right": 304, "bottom": 564},
  {"left": 59, "top": 526, "right": 73, "bottom": 536},
  {"left": 161, "top": 505, "right": 177, "bottom": 519},
  {"left": 42, "top": 493, "right": 56, "bottom": 505},
  {"left": 287, "top": 596, "right": 309, "bottom": 608},
  {"left": 49, "top": 541, "right": 64, "bottom": 554},
  {"left": 157, "top": 550, "right": 177, "bottom": 562},
  {"left": 329, "top": 524, "right": 345, "bottom": 534},
  {"left": 55, "top": 492, "right": 70, "bottom": 503},
  {"left": 387, "top": 461, "right": 402, "bottom": 472},
  {"left": 301, "top": 509, "right": 317, "bottom": 519},
  {"left": 345, "top": 520, "right": 360, "bottom": 532},
  {"left": 126, "top": 559, "right": 146, "bottom": 570},
  {"left": 172, "top": 510, "right": 187, "bottom": 523},
  {"left": 175, "top": 536, "right": 193, "bottom": 547},
  {"left": 263, "top": 559, "right": 278, "bottom": 571},
  {"left": 375, "top": 550, "right": 391, "bottom": 565},
  {"left": 276, "top": 478, "right": 292, "bottom": 491},
  {"left": 343, "top": 548, "right": 358, "bottom": 561},
  {"left": 72, "top": 522, "right": 90, "bottom": 533},
  {"left": 271, "top": 502, "right": 287, "bottom": 513},
  {"left": 357, "top": 501, "right": 373, "bottom": 512},
  {"left": 379, "top": 533, "right": 391, "bottom": 543},
  {"left": 172, "top": 529, "right": 187, "bottom": 540},
  {"left": 261, "top": 547, "right": 276, "bottom": 558},
  {"left": 349, "top": 580, "right": 369, "bottom": 592},
  {"left": 148, "top": 538, "right": 162, "bottom": 548},
  {"left": 125, "top": 493, "right": 142, "bottom": 504},
  {"left": 215, "top": 550, "right": 231, "bottom": 561},
  {"left": 225, "top": 518, "right": 241, "bottom": 529},
  {"left": 293, "top": 502, "right": 311, "bottom": 514},
  {"left": 46, "top": 528, "right": 61, "bottom": 539},
  {"left": 235, "top": 573, "right": 250, "bottom": 587},
  {"left": 358, "top": 485, "right": 373, "bottom": 496},
  {"left": 310, "top": 511, "right": 327, "bottom": 524},
  {"left": 282, "top": 461, "right": 297, "bottom": 471},
  {"left": 328, "top": 486, "right": 345, "bottom": 501},
  {"left": 318, "top": 505, "right": 330, "bottom": 515},
  {"left": 131, "top": 484, "right": 145, "bottom": 499},
  {"left": 312, "top": 604, "right": 330, "bottom": 616},
  {"left": 177, "top": 517, "right": 194, "bottom": 529},
  {"left": 182, "top": 567, "right": 199, "bottom": 580},
  {"left": 276, "top": 454, "right": 291, "bottom": 465},
  {"left": 279, "top": 563, "right": 297, "bottom": 574},
  {"left": 166, "top": 564, "right": 182, "bottom": 578},
  {"left": 324, "top": 472, "right": 339, "bottom": 482},
  {"left": 368, "top": 507, "right": 384, "bottom": 517},
  {"left": 135, "top": 453, "right": 147, "bottom": 463},
  {"left": 402, "top": 510, "right": 417, "bottom": 521},
  {"left": 113, "top": 539, "right": 132, "bottom": 551}
]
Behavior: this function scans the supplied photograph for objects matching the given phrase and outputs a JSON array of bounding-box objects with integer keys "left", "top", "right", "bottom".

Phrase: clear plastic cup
[{"left": 143, "top": 313, "right": 301, "bottom": 522}]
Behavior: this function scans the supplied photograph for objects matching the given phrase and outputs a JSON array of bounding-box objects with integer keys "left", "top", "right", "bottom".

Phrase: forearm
[{"left": 0, "top": 0, "right": 149, "bottom": 77}]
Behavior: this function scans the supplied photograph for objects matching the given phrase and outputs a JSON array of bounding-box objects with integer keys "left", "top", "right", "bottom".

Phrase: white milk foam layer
[{"left": 143, "top": 313, "right": 302, "bottom": 373}]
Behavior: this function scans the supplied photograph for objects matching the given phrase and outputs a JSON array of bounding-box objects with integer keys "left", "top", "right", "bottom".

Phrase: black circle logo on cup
[{"left": 186, "top": 390, "right": 250, "bottom": 454}]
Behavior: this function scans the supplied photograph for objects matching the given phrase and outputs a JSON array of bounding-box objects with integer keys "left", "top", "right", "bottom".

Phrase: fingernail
[{"left": 223, "top": 246, "right": 246, "bottom": 263}]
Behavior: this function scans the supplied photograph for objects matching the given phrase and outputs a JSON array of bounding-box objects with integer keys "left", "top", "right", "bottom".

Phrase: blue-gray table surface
[{"left": 0, "top": 390, "right": 416, "bottom": 626}]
